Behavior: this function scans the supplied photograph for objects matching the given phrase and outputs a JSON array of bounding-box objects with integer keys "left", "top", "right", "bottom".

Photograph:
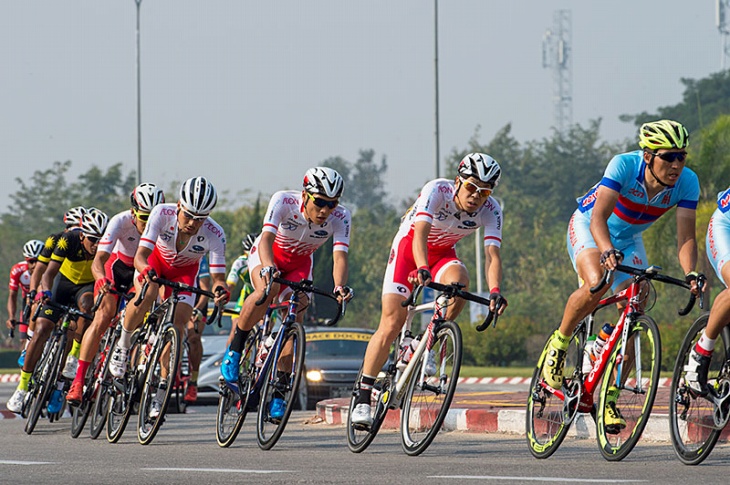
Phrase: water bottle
[
  {"left": 256, "top": 334, "right": 276, "bottom": 368},
  {"left": 591, "top": 323, "right": 614, "bottom": 361},
  {"left": 582, "top": 335, "right": 597, "bottom": 374},
  {"left": 396, "top": 331, "right": 414, "bottom": 371}
]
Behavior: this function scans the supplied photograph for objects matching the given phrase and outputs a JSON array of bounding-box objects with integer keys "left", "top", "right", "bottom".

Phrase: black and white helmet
[
  {"left": 303, "top": 167, "right": 344, "bottom": 198},
  {"left": 81, "top": 208, "right": 108, "bottom": 238},
  {"left": 179, "top": 177, "right": 218, "bottom": 215},
  {"left": 131, "top": 183, "right": 165, "bottom": 212},
  {"left": 22, "top": 239, "right": 44, "bottom": 260},
  {"left": 457, "top": 153, "right": 502, "bottom": 187},
  {"left": 242, "top": 233, "right": 259, "bottom": 252},
  {"left": 63, "top": 206, "right": 86, "bottom": 228}
]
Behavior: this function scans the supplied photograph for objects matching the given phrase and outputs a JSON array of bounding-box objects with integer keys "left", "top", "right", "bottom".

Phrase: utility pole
[
  {"left": 542, "top": 10, "right": 572, "bottom": 134},
  {"left": 434, "top": 0, "right": 441, "bottom": 178},
  {"left": 135, "top": 0, "right": 143, "bottom": 185}
]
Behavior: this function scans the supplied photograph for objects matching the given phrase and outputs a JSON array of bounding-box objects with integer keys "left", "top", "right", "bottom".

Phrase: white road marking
[
  {"left": 141, "top": 467, "right": 293, "bottom": 474},
  {"left": 0, "top": 460, "right": 55, "bottom": 465}
]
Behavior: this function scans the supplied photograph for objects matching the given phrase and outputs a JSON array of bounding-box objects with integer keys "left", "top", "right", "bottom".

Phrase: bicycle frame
[{"left": 392, "top": 300, "right": 438, "bottom": 404}]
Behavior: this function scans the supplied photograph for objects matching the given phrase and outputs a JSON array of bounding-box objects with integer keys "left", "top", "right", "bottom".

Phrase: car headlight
[{"left": 306, "top": 370, "right": 323, "bottom": 382}]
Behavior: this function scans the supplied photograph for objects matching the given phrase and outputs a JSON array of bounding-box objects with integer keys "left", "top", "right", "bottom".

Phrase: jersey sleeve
[
  {"left": 481, "top": 198, "right": 503, "bottom": 248},
  {"left": 51, "top": 233, "right": 75, "bottom": 263},
  {"left": 38, "top": 233, "right": 58, "bottom": 264},
  {"left": 331, "top": 206, "right": 352, "bottom": 253},
  {"left": 98, "top": 212, "right": 124, "bottom": 255},
  {"left": 198, "top": 255, "right": 210, "bottom": 279},
  {"left": 8, "top": 264, "right": 21, "bottom": 291},
  {"left": 598, "top": 153, "right": 632, "bottom": 193},
  {"left": 226, "top": 257, "right": 245, "bottom": 285},
  {"left": 138, "top": 204, "right": 166, "bottom": 250},
  {"left": 676, "top": 168, "right": 700, "bottom": 210},
  {"left": 261, "top": 191, "right": 287, "bottom": 235},
  {"left": 206, "top": 224, "right": 227, "bottom": 275},
  {"left": 411, "top": 180, "right": 445, "bottom": 225}
]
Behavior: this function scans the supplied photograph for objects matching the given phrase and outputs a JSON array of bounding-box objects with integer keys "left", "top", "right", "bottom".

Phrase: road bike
[
  {"left": 346, "top": 281, "right": 496, "bottom": 456},
  {"left": 216, "top": 277, "right": 345, "bottom": 450},
  {"left": 669, "top": 311, "right": 730, "bottom": 465},
  {"left": 104, "top": 276, "right": 220, "bottom": 445},
  {"left": 526, "top": 264, "right": 702, "bottom": 461}
]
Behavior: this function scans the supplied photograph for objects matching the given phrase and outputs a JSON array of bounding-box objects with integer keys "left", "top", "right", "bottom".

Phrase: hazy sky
[{"left": 1, "top": 1, "right": 722, "bottom": 212}]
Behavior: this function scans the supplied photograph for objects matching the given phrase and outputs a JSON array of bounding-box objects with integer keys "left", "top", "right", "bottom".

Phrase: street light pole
[
  {"left": 434, "top": 0, "right": 441, "bottom": 179},
  {"left": 135, "top": 0, "right": 143, "bottom": 185}
]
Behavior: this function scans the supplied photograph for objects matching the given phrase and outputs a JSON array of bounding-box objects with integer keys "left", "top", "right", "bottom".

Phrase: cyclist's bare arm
[
  {"left": 134, "top": 246, "right": 153, "bottom": 275},
  {"left": 589, "top": 186, "right": 620, "bottom": 270},
  {"left": 91, "top": 248, "right": 111, "bottom": 282},
  {"left": 41, "top": 260, "right": 62, "bottom": 293},
  {"left": 6, "top": 288, "right": 18, "bottom": 326},
  {"left": 412, "top": 221, "right": 431, "bottom": 285},
  {"left": 676, "top": 207, "right": 699, "bottom": 292}
]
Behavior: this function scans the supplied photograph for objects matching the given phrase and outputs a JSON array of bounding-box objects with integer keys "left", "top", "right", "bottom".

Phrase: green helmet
[{"left": 638, "top": 119, "right": 689, "bottom": 151}]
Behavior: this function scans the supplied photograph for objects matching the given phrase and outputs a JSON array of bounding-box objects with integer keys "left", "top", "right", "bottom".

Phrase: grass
[{"left": 460, "top": 365, "right": 533, "bottom": 378}]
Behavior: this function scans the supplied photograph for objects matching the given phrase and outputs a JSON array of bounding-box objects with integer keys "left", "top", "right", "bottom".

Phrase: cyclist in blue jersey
[{"left": 543, "top": 119, "right": 703, "bottom": 432}]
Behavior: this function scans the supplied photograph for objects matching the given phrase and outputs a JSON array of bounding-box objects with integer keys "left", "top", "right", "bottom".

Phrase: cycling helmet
[
  {"left": 457, "top": 153, "right": 502, "bottom": 187},
  {"left": 131, "top": 183, "right": 165, "bottom": 212},
  {"left": 81, "top": 208, "right": 108, "bottom": 238},
  {"left": 63, "top": 206, "right": 86, "bottom": 228},
  {"left": 242, "top": 233, "right": 259, "bottom": 252},
  {"left": 179, "top": 176, "right": 217, "bottom": 215},
  {"left": 22, "top": 239, "right": 44, "bottom": 260},
  {"left": 638, "top": 119, "right": 689, "bottom": 151},
  {"left": 303, "top": 167, "right": 344, "bottom": 198}
]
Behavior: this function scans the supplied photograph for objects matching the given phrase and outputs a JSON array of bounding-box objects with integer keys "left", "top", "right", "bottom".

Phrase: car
[{"left": 196, "top": 324, "right": 376, "bottom": 408}]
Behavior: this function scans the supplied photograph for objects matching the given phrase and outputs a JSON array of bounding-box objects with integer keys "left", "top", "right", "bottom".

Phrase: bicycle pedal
[{"left": 604, "top": 424, "right": 624, "bottom": 435}]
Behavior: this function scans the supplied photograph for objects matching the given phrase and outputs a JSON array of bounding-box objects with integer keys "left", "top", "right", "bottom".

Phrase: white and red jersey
[
  {"left": 8, "top": 261, "right": 31, "bottom": 296},
  {"left": 138, "top": 203, "right": 227, "bottom": 275},
  {"left": 397, "top": 179, "right": 502, "bottom": 249},
  {"left": 260, "top": 191, "right": 351, "bottom": 264},
  {"left": 98, "top": 210, "right": 141, "bottom": 267}
]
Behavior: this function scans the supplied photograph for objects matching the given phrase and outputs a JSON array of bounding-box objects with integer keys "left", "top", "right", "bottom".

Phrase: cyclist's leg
[
  {"left": 432, "top": 257, "right": 469, "bottom": 319},
  {"left": 109, "top": 275, "right": 157, "bottom": 377},
  {"left": 185, "top": 316, "right": 202, "bottom": 401}
]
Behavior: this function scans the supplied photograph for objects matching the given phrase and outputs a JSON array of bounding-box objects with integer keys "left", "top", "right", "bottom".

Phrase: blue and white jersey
[
  {"left": 575, "top": 150, "right": 699, "bottom": 240},
  {"left": 716, "top": 187, "right": 730, "bottom": 215}
]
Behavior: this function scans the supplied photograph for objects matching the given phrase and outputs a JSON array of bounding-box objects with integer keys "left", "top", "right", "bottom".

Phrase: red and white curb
[
  {"left": 0, "top": 374, "right": 20, "bottom": 383},
  {"left": 455, "top": 376, "right": 672, "bottom": 387}
]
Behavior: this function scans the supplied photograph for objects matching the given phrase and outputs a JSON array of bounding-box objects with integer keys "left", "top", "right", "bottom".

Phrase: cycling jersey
[
  {"left": 98, "top": 210, "right": 141, "bottom": 267},
  {"left": 38, "top": 228, "right": 81, "bottom": 264},
  {"left": 138, "top": 203, "right": 226, "bottom": 275},
  {"left": 227, "top": 253, "right": 253, "bottom": 311},
  {"left": 706, "top": 187, "right": 730, "bottom": 286},
  {"left": 8, "top": 261, "right": 31, "bottom": 296},
  {"left": 575, "top": 150, "right": 700, "bottom": 241},
  {"left": 51, "top": 230, "right": 95, "bottom": 285}
]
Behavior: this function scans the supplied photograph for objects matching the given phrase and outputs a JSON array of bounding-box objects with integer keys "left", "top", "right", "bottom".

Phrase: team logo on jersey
[
  {"left": 282, "top": 220, "right": 299, "bottom": 231},
  {"left": 388, "top": 249, "right": 395, "bottom": 265},
  {"left": 462, "top": 220, "right": 476, "bottom": 228},
  {"left": 197, "top": 236, "right": 205, "bottom": 242},
  {"left": 191, "top": 245, "right": 205, "bottom": 252},
  {"left": 628, "top": 188, "right": 644, "bottom": 198},
  {"left": 661, "top": 193, "right": 671, "bottom": 205},
  {"left": 160, "top": 233, "right": 172, "bottom": 242},
  {"left": 313, "top": 230, "right": 328, "bottom": 237},
  {"left": 397, "top": 286, "right": 407, "bottom": 294},
  {"left": 127, "top": 237, "right": 135, "bottom": 241},
  {"left": 435, "top": 211, "right": 449, "bottom": 222}
]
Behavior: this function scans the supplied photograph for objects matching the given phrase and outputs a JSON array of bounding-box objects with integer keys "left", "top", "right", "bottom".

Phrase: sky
[{"left": 0, "top": 1, "right": 722, "bottom": 213}]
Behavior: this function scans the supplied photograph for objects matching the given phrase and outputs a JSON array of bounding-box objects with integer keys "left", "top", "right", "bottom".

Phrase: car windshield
[{"left": 306, "top": 335, "right": 369, "bottom": 359}]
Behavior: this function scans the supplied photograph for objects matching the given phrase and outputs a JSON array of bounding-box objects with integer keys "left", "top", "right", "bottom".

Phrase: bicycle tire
[
  {"left": 106, "top": 328, "right": 143, "bottom": 443},
  {"left": 137, "top": 325, "right": 181, "bottom": 445},
  {"left": 71, "top": 345, "right": 104, "bottom": 438},
  {"left": 89, "top": 326, "right": 119, "bottom": 439},
  {"left": 596, "top": 314, "right": 660, "bottom": 461},
  {"left": 400, "top": 320, "right": 462, "bottom": 456},
  {"left": 256, "top": 322, "right": 305, "bottom": 450},
  {"left": 346, "top": 367, "right": 393, "bottom": 453},
  {"left": 526, "top": 330, "right": 582, "bottom": 459},
  {"left": 21, "top": 337, "right": 54, "bottom": 420},
  {"left": 25, "top": 334, "right": 64, "bottom": 435},
  {"left": 669, "top": 313, "right": 728, "bottom": 465},
  {"left": 216, "top": 328, "right": 260, "bottom": 447}
]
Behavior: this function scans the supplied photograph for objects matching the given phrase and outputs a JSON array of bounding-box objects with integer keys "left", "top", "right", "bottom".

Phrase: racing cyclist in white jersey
[
  {"left": 220, "top": 167, "right": 354, "bottom": 420},
  {"left": 350, "top": 153, "right": 507, "bottom": 426},
  {"left": 108, "top": 177, "right": 230, "bottom": 418},
  {"left": 66, "top": 183, "right": 165, "bottom": 405},
  {"left": 542, "top": 120, "right": 702, "bottom": 432}
]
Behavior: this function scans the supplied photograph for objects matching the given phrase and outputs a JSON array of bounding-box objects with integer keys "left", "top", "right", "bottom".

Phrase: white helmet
[
  {"left": 179, "top": 177, "right": 217, "bottom": 215},
  {"left": 131, "top": 183, "right": 165, "bottom": 212},
  {"left": 81, "top": 208, "right": 108, "bottom": 238},
  {"left": 303, "top": 167, "right": 344, "bottom": 198},
  {"left": 63, "top": 206, "right": 86, "bottom": 228},
  {"left": 23, "top": 239, "right": 44, "bottom": 260},
  {"left": 457, "top": 153, "right": 502, "bottom": 187}
]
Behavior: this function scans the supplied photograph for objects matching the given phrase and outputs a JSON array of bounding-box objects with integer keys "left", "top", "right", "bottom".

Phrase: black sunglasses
[
  {"left": 84, "top": 235, "right": 101, "bottom": 244},
  {"left": 307, "top": 193, "right": 338, "bottom": 209},
  {"left": 654, "top": 151, "right": 687, "bottom": 163}
]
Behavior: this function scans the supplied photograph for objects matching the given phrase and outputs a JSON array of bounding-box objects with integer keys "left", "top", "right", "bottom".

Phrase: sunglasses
[
  {"left": 653, "top": 151, "right": 687, "bottom": 163},
  {"left": 84, "top": 235, "right": 101, "bottom": 244},
  {"left": 459, "top": 177, "right": 493, "bottom": 197},
  {"left": 180, "top": 209, "right": 208, "bottom": 221},
  {"left": 307, "top": 192, "right": 339, "bottom": 209},
  {"left": 26, "top": 259, "right": 38, "bottom": 264},
  {"left": 133, "top": 209, "right": 150, "bottom": 222}
]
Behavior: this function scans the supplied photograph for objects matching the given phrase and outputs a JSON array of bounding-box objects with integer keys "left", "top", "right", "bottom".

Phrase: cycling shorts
[
  {"left": 382, "top": 233, "right": 464, "bottom": 298},
  {"left": 566, "top": 210, "right": 648, "bottom": 292},
  {"left": 247, "top": 245, "right": 313, "bottom": 300},
  {"left": 95, "top": 255, "right": 135, "bottom": 300},
  {"left": 142, "top": 247, "right": 200, "bottom": 307},
  {"left": 707, "top": 210, "right": 730, "bottom": 287},
  {"left": 41, "top": 275, "right": 93, "bottom": 324}
]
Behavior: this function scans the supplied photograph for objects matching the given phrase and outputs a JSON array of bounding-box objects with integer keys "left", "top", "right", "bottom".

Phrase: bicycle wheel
[
  {"left": 596, "top": 315, "right": 660, "bottom": 461},
  {"left": 346, "top": 367, "right": 394, "bottom": 453},
  {"left": 526, "top": 330, "right": 583, "bottom": 459},
  {"left": 71, "top": 347, "right": 103, "bottom": 438},
  {"left": 25, "top": 335, "right": 63, "bottom": 435},
  {"left": 669, "top": 313, "right": 728, "bottom": 465},
  {"left": 256, "top": 322, "right": 305, "bottom": 450},
  {"left": 216, "top": 329, "right": 260, "bottom": 447},
  {"left": 89, "top": 328, "right": 119, "bottom": 439},
  {"left": 138, "top": 325, "right": 181, "bottom": 445},
  {"left": 400, "top": 320, "right": 462, "bottom": 456},
  {"left": 106, "top": 329, "right": 143, "bottom": 443}
]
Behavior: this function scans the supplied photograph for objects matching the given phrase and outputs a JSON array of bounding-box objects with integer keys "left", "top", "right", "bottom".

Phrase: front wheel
[
  {"left": 346, "top": 367, "right": 393, "bottom": 453},
  {"left": 669, "top": 313, "right": 728, "bottom": 465},
  {"left": 256, "top": 322, "right": 305, "bottom": 450},
  {"left": 401, "top": 320, "right": 462, "bottom": 456},
  {"left": 596, "top": 315, "right": 660, "bottom": 461}
]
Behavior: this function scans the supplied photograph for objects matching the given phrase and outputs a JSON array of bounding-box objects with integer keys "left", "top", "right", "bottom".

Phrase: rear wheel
[
  {"left": 596, "top": 315, "right": 660, "bottom": 461},
  {"left": 256, "top": 322, "right": 305, "bottom": 450},
  {"left": 216, "top": 329, "right": 260, "bottom": 447},
  {"left": 137, "top": 325, "right": 181, "bottom": 445},
  {"left": 71, "top": 347, "right": 104, "bottom": 438},
  {"left": 89, "top": 327, "right": 119, "bottom": 440},
  {"left": 669, "top": 313, "right": 728, "bottom": 465},
  {"left": 401, "top": 320, "right": 462, "bottom": 456},
  {"left": 346, "top": 367, "right": 393, "bottom": 453},
  {"left": 25, "top": 335, "right": 63, "bottom": 435},
  {"left": 526, "top": 330, "right": 582, "bottom": 459}
]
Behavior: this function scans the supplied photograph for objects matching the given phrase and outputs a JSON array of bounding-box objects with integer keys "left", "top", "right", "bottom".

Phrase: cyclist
[
  {"left": 684, "top": 185, "right": 730, "bottom": 391},
  {"left": 6, "top": 240, "right": 43, "bottom": 362},
  {"left": 350, "top": 152, "right": 506, "bottom": 426},
  {"left": 542, "top": 119, "right": 702, "bottom": 432},
  {"left": 65, "top": 183, "right": 165, "bottom": 405},
  {"left": 220, "top": 167, "right": 353, "bottom": 419},
  {"left": 6, "top": 209, "right": 108, "bottom": 414},
  {"left": 184, "top": 255, "right": 212, "bottom": 404},
  {"left": 107, "top": 176, "right": 230, "bottom": 419}
]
